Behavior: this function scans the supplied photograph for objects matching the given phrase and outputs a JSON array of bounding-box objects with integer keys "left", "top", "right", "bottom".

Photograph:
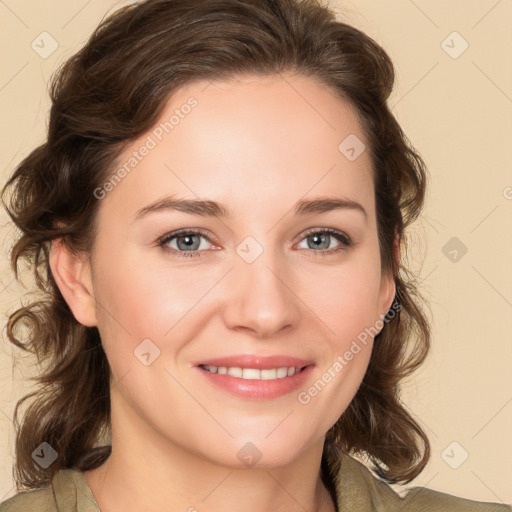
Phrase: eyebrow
[{"left": 134, "top": 195, "right": 368, "bottom": 221}]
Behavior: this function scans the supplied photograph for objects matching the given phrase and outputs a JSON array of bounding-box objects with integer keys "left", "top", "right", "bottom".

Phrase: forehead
[{"left": 98, "top": 72, "right": 374, "bottom": 224}]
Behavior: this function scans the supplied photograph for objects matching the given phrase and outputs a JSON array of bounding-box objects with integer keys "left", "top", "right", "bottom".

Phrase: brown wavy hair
[{"left": 2, "top": 0, "right": 430, "bottom": 492}]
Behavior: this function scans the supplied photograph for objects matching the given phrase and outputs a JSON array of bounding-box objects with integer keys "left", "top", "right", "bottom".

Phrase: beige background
[{"left": 1, "top": 0, "right": 511, "bottom": 505}]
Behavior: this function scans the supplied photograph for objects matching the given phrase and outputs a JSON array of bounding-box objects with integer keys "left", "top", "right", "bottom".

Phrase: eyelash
[{"left": 156, "top": 227, "right": 352, "bottom": 259}]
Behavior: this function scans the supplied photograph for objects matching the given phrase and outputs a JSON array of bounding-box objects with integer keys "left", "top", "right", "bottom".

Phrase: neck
[{"left": 83, "top": 389, "right": 336, "bottom": 512}]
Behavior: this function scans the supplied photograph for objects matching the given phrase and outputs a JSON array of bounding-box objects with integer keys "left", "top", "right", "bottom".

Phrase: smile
[
  {"left": 200, "top": 365, "right": 303, "bottom": 380},
  {"left": 195, "top": 362, "right": 314, "bottom": 400}
]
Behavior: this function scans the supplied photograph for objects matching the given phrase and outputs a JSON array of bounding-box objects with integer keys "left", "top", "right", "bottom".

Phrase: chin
[{"left": 218, "top": 434, "right": 316, "bottom": 470}]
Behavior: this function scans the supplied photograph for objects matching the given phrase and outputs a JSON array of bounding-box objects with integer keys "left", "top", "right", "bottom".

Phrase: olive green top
[{"left": 1, "top": 451, "right": 510, "bottom": 511}]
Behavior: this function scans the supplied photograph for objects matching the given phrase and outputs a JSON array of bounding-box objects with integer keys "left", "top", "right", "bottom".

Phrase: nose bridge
[{"left": 222, "top": 235, "right": 300, "bottom": 337}]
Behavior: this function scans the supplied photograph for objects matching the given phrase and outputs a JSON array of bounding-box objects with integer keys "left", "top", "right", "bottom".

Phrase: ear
[
  {"left": 49, "top": 237, "right": 97, "bottom": 327},
  {"left": 378, "top": 232, "right": 400, "bottom": 317}
]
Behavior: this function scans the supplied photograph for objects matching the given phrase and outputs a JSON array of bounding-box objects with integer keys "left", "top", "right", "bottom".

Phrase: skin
[{"left": 50, "top": 72, "right": 395, "bottom": 512}]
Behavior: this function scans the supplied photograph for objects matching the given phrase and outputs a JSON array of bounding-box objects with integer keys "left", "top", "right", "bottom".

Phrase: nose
[{"left": 221, "top": 247, "right": 301, "bottom": 339}]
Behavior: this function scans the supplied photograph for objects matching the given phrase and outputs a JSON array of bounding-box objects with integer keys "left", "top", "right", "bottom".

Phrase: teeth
[
  {"left": 227, "top": 367, "right": 243, "bottom": 378},
  {"left": 276, "top": 367, "right": 288, "bottom": 378},
  {"left": 243, "top": 368, "right": 260, "bottom": 379},
  {"left": 202, "top": 365, "right": 299, "bottom": 380},
  {"left": 261, "top": 368, "right": 277, "bottom": 380}
]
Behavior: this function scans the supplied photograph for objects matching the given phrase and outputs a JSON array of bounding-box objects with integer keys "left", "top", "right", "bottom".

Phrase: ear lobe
[
  {"left": 49, "top": 237, "right": 97, "bottom": 327},
  {"left": 380, "top": 269, "right": 396, "bottom": 317},
  {"left": 379, "top": 233, "right": 400, "bottom": 318}
]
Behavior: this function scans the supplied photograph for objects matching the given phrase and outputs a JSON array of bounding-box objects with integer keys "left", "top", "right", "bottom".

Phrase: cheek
[
  {"left": 294, "top": 252, "right": 382, "bottom": 413},
  {"left": 91, "top": 245, "right": 225, "bottom": 367},
  {"left": 300, "top": 254, "right": 384, "bottom": 347},
  {"left": 297, "top": 277, "right": 379, "bottom": 435},
  {"left": 92, "top": 227, "right": 383, "bottom": 376}
]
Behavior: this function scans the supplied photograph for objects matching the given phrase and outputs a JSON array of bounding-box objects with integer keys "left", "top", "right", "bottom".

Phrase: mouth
[{"left": 193, "top": 355, "right": 315, "bottom": 400}]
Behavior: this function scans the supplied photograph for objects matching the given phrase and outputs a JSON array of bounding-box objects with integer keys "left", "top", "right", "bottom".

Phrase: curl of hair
[{"left": 2, "top": 0, "right": 430, "bottom": 491}]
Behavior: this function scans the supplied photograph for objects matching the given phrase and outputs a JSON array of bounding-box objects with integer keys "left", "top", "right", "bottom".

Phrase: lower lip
[{"left": 195, "top": 365, "right": 315, "bottom": 400}]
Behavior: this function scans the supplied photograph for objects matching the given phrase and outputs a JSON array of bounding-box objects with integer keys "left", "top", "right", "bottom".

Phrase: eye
[
  {"left": 296, "top": 228, "right": 352, "bottom": 255},
  {"left": 157, "top": 228, "right": 216, "bottom": 258},
  {"left": 157, "top": 227, "right": 352, "bottom": 259}
]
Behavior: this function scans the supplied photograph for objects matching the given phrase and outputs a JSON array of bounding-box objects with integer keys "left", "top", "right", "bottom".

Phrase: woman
[{"left": 1, "top": 0, "right": 510, "bottom": 511}]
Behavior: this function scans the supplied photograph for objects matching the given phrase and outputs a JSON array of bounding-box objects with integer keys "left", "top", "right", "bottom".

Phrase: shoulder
[
  {"left": 0, "top": 468, "right": 98, "bottom": 512},
  {"left": 334, "top": 451, "right": 512, "bottom": 512},
  {"left": 0, "top": 485, "right": 55, "bottom": 512},
  {"left": 402, "top": 485, "right": 512, "bottom": 511}
]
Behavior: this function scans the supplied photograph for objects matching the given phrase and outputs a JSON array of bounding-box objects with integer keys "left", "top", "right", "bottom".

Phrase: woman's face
[{"left": 81, "top": 73, "right": 395, "bottom": 467}]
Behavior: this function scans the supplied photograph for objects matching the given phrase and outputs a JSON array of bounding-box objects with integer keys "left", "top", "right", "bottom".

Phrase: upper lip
[{"left": 194, "top": 354, "right": 314, "bottom": 370}]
